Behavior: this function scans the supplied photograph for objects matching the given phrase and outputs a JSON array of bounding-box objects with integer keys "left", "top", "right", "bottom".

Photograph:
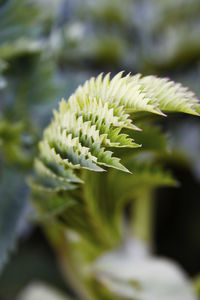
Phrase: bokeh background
[{"left": 0, "top": 0, "right": 200, "bottom": 299}]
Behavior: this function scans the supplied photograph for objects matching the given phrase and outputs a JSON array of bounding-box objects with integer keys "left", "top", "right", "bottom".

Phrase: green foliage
[
  {"left": 53, "top": 0, "right": 200, "bottom": 71},
  {"left": 0, "top": 0, "right": 62, "bottom": 278},
  {"left": 0, "top": 118, "right": 31, "bottom": 166},
  {"left": 0, "top": 169, "right": 27, "bottom": 273},
  {"left": 2, "top": 0, "right": 200, "bottom": 282},
  {"left": 28, "top": 72, "right": 198, "bottom": 264},
  {"left": 0, "top": 0, "right": 38, "bottom": 41},
  {"left": 33, "top": 72, "right": 199, "bottom": 190},
  {"left": 0, "top": 0, "right": 41, "bottom": 61},
  {"left": 1, "top": 1, "right": 200, "bottom": 299},
  {"left": 30, "top": 71, "right": 199, "bottom": 300}
]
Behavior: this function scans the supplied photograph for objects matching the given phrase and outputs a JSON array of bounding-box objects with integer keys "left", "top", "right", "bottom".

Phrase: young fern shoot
[
  {"left": 32, "top": 71, "right": 199, "bottom": 189},
  {"left": 31, "top": 71, "right": 200, "bottom": 300}
]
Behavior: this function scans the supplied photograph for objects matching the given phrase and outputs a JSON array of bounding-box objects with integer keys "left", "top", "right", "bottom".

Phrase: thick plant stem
[
  {"left": 45, "top": 224, "right": 94, "bottom": 300},
  {"left": 132, "top": 189, "right": 154, "bottom": 247}
]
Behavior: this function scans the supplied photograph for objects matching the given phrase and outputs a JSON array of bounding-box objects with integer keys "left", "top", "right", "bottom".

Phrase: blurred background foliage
[{"left": 0, "top": 0, "right": 200, "bottom": 299}]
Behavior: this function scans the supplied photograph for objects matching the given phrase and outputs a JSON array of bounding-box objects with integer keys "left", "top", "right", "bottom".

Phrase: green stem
[
  {"left": 82, "top": 170, "right": 116, "bottom": 248},
  {"left": 131, "top": 189, "right": 154, "bottom": 247},
  {"left": 45, "top": 224, "right": 94, "bottom": 300}
]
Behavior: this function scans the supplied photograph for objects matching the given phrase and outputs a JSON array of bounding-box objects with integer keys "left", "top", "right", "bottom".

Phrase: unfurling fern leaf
[
  {"left": 31, "top": 71, "right": 200, "bottom": 300},
  {"left": 32, "top": 72, "right": 200, "bottom": 191}
]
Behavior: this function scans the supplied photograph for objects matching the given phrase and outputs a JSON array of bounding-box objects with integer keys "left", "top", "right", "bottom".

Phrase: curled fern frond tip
[{"left": 32, "top": 71, "right": 200, "bottom": 191}]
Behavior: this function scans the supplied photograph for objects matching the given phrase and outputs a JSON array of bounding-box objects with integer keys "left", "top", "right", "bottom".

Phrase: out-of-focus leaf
[
  {"left": 31, "top": 191, "right": 76, "bottom": 221},
  {"left": 0, "top": 168, "right": 28, "bottom": 274},
  {"left": 63, "top": 0, "right": 200, "bottom": 71},
  {"left": 0, "top": 118, "right": 33, "bottom": 166},
  {"left": 33, "top": 0, "right": 63, "bottom": 22},
  {"left": 128, "top": 125, "right": 168, "bottom": 154},
  {"left": 79, "top": 0, "right": 129, "bottom": 25},
  {"left": 0, "top": 228, "right": 73, "bottom": 299},
  {"left": 0, "top": 38, "right": 42, "bottom": 60},
  {"left": 0, "top": 0, "right": 39, "bottom": 46}
]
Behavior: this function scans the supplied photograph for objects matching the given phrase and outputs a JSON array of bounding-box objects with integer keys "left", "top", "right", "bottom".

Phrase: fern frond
[
  {"left": 73, "top": 72, "right": 163, "bottom": 115},
  {"left": 33, "top": 72, "right": 200, "bottom": 190},
  {"left": 74, "top": 72, "right": 200, "bottom": 116},
  {"left": 138, "top": 75, "right": 200, "bottom": 115},
  {"left": 31, "top": 70, "right": 200, "bottom": 300}
]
